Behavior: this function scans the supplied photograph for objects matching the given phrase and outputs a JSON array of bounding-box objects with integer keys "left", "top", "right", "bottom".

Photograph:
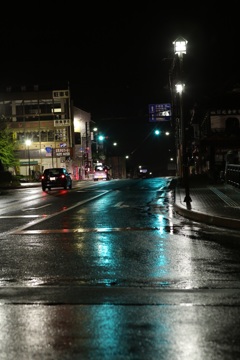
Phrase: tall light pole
[
  {"left": 25, "top": 139, "right": 32, "bottom": 179},
  {"left": 173, "top": 37, "right": 192, "bottom": 206}
]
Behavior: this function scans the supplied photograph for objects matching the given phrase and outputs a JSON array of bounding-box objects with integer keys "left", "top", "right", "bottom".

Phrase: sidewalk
[{"left": 174, "top": 175, "right": 240, "bottom": 230}]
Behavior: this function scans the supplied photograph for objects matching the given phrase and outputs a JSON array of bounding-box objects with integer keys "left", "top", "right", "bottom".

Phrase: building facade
[
  {"left": 0, "top": 86, "right": 92, "bottom": 180},
  {"left": 190, "top": 87, "right": 240, "bottom": 181}
]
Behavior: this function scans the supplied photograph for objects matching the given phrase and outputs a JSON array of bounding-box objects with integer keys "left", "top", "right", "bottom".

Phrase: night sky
[{"left": 1, "top": 3, "right": 240, "bottom": 175}]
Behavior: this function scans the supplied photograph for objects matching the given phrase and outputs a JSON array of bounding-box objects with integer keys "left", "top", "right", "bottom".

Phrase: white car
[{"left": 93, "top": 165, "right": 110, "bottom": 181}]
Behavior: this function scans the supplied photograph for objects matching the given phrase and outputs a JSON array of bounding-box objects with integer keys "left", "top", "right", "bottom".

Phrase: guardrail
[{"left": 225, "top": 164, "right": 240, "bottom": 188}]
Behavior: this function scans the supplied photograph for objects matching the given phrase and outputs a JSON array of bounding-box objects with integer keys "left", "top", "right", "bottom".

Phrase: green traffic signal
[
  {"left": 154, "top": 129, "right": 160, "bottom": 135},
  {"left": 98, "top": 135, "right": 105, "bottom": 141}
]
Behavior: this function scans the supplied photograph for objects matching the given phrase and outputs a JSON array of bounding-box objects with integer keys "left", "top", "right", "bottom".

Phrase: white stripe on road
[{"left": 0, "top": 190, "right": 110, "bottom": 237}]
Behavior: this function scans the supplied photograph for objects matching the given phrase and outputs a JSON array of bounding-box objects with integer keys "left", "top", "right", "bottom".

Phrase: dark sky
[{"left": 1, "top": 3, "right": 240, "bottom": 174}]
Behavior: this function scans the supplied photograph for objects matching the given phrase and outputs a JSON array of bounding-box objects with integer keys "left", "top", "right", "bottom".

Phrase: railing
[{"left": 225, "top": 164, "right": 240, "bottom": 188}]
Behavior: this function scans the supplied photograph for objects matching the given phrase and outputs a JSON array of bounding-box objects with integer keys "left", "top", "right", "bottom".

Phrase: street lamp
[
  {"left": 25, "top": 139, "right": 32, "bottom": 179},
  {"left": 172, "top": 36, "right": 191, "bottom": 206},
  {"left": 173, "top": 37, "right": 187, "bottom": 57},
  {"left": 173, "top": 37, "right": 187, "bottom": 178}
]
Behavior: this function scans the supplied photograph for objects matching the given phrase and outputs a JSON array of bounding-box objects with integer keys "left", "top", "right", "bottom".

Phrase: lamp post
[
  {"left": 25, "top": 139, "right": 32, "bottom": 180},
  {"left": 173, "top": 37, "right": 192, "bottom": 206}
]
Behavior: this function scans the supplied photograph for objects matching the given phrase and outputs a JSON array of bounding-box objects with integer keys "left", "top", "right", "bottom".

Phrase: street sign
[
  {"left": 45, "top": 147, "right": 52, "bottom": 153},
  {"left": 56, "top": 148, "right": 71, "bottom": 157},
  {"left": 149, "top": 103, "right": 171, "bottom": 122}
]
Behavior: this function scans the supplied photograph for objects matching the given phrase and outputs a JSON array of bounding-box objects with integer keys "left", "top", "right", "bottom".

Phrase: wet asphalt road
[{"left": 0, "top": 177, "right": 240, "bottom": 359}]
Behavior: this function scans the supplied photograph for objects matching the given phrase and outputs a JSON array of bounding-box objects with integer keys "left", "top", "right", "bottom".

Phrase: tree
[{"left": 0, "top": 117, "right": 20, "bottom": 173}]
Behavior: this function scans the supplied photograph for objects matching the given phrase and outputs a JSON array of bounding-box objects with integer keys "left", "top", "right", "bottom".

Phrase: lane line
[
  {"left": 0, "top": 215, "right": 41, "bottom": 218},
  {"left": 2, "top": 190, "right": 110, "bottom": 236},
  {"left": 22, "top": 204, "right": 52, "bottom": 211}
]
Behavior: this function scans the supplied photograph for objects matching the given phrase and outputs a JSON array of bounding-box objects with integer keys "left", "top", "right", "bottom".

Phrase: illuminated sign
[
  {"left": 56, "top": 148, "right": 71, "bottom": 157},
  {"left": 149, "top": 103, "right": 171, "bottom": 122}
]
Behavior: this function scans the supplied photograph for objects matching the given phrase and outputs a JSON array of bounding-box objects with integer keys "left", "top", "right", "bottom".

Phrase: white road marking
[
  {"left": 22, "top": 204, "right": 52, "bottom": 211},
  {"left": 0, "top": 215, "right": 41, "bottom": 218},
  {"left": 1, "top": 190, "right": 110, "bottom": 236},
  {"left": 114, "top": 202, "right": 129, "bottom": 208}
]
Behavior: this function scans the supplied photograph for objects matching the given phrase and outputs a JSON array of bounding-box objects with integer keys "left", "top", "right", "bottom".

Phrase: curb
[{"left": 174, "top": 203, "right": 240, "bottom": 230}]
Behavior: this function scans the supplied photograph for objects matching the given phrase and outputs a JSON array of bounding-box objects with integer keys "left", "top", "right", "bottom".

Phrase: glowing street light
[{"left": 173, "top": 37, "right": 188, "bottom": 57}]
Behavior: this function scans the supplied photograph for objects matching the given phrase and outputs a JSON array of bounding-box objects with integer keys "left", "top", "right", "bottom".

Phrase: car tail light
[{"left": 60, "top": 174, "right": 66, "bottom": 179}]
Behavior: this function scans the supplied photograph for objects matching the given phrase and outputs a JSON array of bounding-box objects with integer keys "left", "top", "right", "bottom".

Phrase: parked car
[
  {"left": 41, "top": 168, "right": 72, "bottom": 191},
  {"left": 93, "top": 165, "right": 110, "bottom": 181}
]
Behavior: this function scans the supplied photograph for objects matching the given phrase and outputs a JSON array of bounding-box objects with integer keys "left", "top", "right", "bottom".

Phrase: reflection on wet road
[{"left": 1, "top": 177, "right": 240, "bottom": 359}]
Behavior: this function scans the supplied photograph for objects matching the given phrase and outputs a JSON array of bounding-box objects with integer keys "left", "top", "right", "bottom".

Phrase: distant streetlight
[{"left": 25, "top": 139, "right": 32, "bottom": 179}]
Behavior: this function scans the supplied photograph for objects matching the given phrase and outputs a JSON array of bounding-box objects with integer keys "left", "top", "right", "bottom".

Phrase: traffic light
[
  {"left": 98, "top": 135, "right": 109, "bottom": 141},
  {"left": 154, "top": 129, "right": 160, "bottom": 136},
  {"left": 98, "top": 135, "right": 105, "bottom": 141}
]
